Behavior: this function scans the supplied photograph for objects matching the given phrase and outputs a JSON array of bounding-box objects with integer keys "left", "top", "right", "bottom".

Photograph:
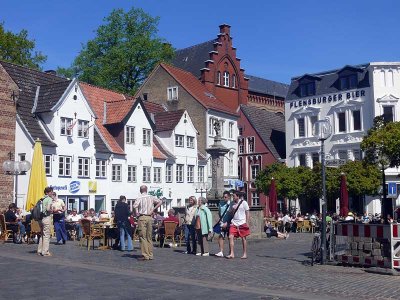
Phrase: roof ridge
[
  {"left": 291, "top": 63, "right": 369, "bottom": 80},
  {"left": 39, "top": 80, "right": 72, "bottom": 87},
  {"left": 79, "top": 81, "right": 126, "bottom": 99},
  {"left": 107, "top": 98, "right": 134, "bottom": 104},
  {"left": 175, "top": 39, "right": 218, "bottom": 52},
  {"left": 245, "top": 74, "right": 289, "bottom": 86}
]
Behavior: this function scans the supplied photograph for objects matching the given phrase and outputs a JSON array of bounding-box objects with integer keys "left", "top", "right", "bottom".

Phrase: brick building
[{"left": 0, "top": 63, "right": 19, "bottom": 210}]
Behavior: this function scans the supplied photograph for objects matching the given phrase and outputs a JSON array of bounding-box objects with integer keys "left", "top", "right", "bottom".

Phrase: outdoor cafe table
[{"left": 94, "top": 222, "right": 116, "bottom": 250}]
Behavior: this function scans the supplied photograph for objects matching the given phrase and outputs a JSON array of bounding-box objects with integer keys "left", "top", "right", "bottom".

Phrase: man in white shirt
[
  {"left": 226, "top": 191, "right": 250, "bottom": 259},
  {"left": 66, "top": 209, "right": 82, "bottom": 240}
]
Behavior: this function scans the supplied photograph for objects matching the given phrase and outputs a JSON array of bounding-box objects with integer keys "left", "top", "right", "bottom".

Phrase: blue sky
[{"left": 1, "top": 0, "right": 399, "bottom": 83}]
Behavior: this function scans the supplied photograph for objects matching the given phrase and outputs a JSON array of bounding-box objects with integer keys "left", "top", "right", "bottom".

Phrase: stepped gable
[
  {"left": 0, "top": 60, "right": 70, "bottom": 147},
  {"left": 160, "top": 63, "right": 238, "bottom": 116},
  {"left": 240, "top": 105, "right": 286, "bottom": 160}
]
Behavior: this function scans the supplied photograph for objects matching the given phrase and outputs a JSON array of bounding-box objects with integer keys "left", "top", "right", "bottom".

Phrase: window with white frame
[
  {"left": 176, "top": 164, "right": 184, "bottom": 183},
  {"left": 309, "top": 115, "right": 318, "bottom": 136},
  {"left": 223, "top": 71, "right": 229, "bottom": 87},
  {"left": 44, "top": 155, "right": 52, "bottom": 176},
  {"left": 248, "top": 137, "right": 254, "bottom": 153},
  {"left": 198, "top": 166, "right": 204, "bottom": 183},
  {"left": 175, "top": 134, "right": 184, "bottom": 147},
  {"left": 153, "top": 167, "right": 161, "bottom": 183},
  {"left": 96, "top": 160, "right": 107, "bottom": 178},
  {"left": 232, "top": 74, "right": 236, "bottom": 88},
  {"left": 383, "top": 106, "right": 394, "bottom": 123},
  {"left": 167, "top": 86, "right": 178, "bottom": 100},
  {"left": 312, "top": 152, "right": 319, "bottom": 166},
  {"left": 217, "top": 71, "right": 221, "bottom": 85},
  {"left": 126, "top": 126, "right": 135, "bottom": 144},
  {"left": 338, "top": 112, "right": 346, "bottom": 132},
  {"left": 229, "top": 122, "right": 234, "bottom": 139},
  {"left": 60, "top": 117, "right": 73, "bottom": 136},
  {"left": 352, "top": 110, "right": 361, "bottom": 131},
  {"left": 239, "top": 138, "right": 244, "bottom": 154},
  {"left": 229, "top": 152, "right": 234, "bottom": 175},
  {"left": 142, "top": 129, "right": 151, "bottom": 146},
  {"left": 298, "top": 154, "right": 306, "bottom": 167},
  {"left": 128, "top": 165, "right": 137, "bottom": 182},
  {"left": 58, "top": 156, "right": 72, "bottom": 176},
  {"left": 187, "top": 136, "right": 194, "bottom": 148},
  {"left": 78, "top": 157, "right": 90, "bottom": 177},
  {"left": 78, "top": 120, "right": 89, "bottom": 138},
  {"left": 166, "top": 164, "right": 173, "bottom": 182},
  {"left": 112, "top": 164, "right": 122, "bottom": 181},
  {"left": 209, "top": 118, "right": 217, "bottom": 136},
  {"left": 187, "top": 165, "right": 194, "bottom": 183},
  {"left": 251, "top": 192, "right": 260, "bottom": 206},
  {"left": 143, "top": 166, "right": 151, "bottom": 183},
  {"left": 219, "top": 120, "right": 225, "bottom": 137},
  {"left": 251, "top": 165, "right": 259, "bottom": 180},
  {"left": 353, "top": 149, "right": 362, "bottom": 161},
  {"left": 338, "top": 150, "right": 348, "bottom": 160},
  {"left": 297, "top": 117, "right": 305, "bottom": 137}
]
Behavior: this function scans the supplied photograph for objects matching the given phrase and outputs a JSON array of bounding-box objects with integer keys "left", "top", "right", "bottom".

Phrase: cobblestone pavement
[{"left": 1, "top": 233, "right": 400, "bottom": 299}]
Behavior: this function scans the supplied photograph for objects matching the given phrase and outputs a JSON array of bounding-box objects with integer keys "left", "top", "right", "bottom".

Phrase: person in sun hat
[{"left": 345, "top": 211, "right": 354, "bottom": 222}]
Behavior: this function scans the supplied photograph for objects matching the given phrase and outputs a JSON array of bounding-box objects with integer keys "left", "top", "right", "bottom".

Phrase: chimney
[{"left": 219, "top": 24, "right": 231, "bottom": 35}]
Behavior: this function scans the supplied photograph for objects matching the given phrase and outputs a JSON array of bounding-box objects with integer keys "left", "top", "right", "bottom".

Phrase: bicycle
[{"left": 310, "top": 231, "right": 322, "bottom": 266}]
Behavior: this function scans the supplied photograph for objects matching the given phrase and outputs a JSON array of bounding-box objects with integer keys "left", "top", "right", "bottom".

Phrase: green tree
[
  {"left": 61, "top": 7, "right": 174, "bottom": 94},
  {"left": 0, "top": 22, "right": 46, "bottom": 69}
]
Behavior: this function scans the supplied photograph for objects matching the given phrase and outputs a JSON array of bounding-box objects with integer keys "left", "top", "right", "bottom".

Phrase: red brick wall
[{"left": 0, "top": 64, "right": 18, "bottom": 210}]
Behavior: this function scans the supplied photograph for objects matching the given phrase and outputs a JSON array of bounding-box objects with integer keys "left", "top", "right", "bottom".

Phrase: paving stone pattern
[{"left": 1, "top": 233, "right": 400, "bottom": 299}]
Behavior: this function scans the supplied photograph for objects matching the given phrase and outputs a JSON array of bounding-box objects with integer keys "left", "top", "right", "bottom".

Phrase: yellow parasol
[{"left": 25, "top": 139, "right": 48, "bottom": 211}]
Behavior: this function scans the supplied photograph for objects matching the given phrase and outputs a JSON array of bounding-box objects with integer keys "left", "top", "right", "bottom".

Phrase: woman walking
[{"left": 195, "top": 197, "right": 212, "bottom": 256}]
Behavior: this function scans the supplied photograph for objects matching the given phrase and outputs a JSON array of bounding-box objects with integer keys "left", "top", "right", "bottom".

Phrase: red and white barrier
[
  {"left": 337, "top": 254, "right": 391, "bottom": 268},
  {"left": 335, "top": 223, "right": 391, "bottom": 239}
]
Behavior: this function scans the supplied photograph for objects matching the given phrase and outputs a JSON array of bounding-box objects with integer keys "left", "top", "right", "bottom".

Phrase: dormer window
[
  {"left": 340, "top": 74, "right": 358, "bottom": 90},
  {"left": 223, "top": 71, "right": 230, "bottom": 87},
  {"left": 167, "top": 86, "right": 178, "bottom": 100},
  {"left": 299, "top": 82, "right": 315, "bottom": 97}
]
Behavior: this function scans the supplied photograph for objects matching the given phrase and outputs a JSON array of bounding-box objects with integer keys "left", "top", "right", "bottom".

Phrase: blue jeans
[
  {"left": 184, "top": 224, "right": 196, "bottom": 253},
  {"left": 118, "top": 221, "right": 133, "bottom": 251},
  {"left": 53, "top": 214, "right": 67, "bottom": 242},
  {"left": 18, "top": 221, "right": 26, "bottom": 235}
]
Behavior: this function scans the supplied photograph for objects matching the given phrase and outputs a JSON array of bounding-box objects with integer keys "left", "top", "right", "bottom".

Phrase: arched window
[
  {"left": 217, "top": 71, "right": 221, "bottom": 85},
  {"left": 232, "top": 74, "right": 236, "bottom": 88},
  {"left": 223, "top": 71, "right": 229, "bottom": 87}
]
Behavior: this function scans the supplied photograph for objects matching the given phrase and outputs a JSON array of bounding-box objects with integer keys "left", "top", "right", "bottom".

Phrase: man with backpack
[{"left": 37, "top": 186, "right": 54, "bottom": 256}]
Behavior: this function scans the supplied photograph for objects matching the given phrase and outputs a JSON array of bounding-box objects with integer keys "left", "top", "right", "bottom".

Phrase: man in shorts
[{"left": 226, "top": 191, "right": 250, "bottom": 259}]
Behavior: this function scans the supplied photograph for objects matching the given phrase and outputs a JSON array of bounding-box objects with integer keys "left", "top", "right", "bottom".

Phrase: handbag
[
  {"left": 212, "top": 203, "right": 230, "bottom": 234},
  {"left": 195, "top": 215, "right": 201, "bottom": 230}
]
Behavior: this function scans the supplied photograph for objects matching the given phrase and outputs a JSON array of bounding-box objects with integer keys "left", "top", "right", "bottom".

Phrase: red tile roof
[
  {"left": 79, "top": 82, "right": 126, "bottom": 155},
  {"left": 105, "top": 98, "right": 135, "bottom": 124},
  {"left": 160, "top": 63, "right": 238, "bottom": 116},
  {"left": 143, "top": 101, "right": 166, "bottom": 114},
  {"left": 154, "top": 110, "right": 185, "bottom": 132},
  {"left": 153, "top": 135, "right": 175, "bottom": 159},
  {"left": 153, "top": 138, "right": 167, "bottom": 160}
]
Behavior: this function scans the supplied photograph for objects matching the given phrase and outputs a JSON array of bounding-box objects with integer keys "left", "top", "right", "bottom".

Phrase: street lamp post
[
  {"left": 313, "top": 119, "right": 332, "bottom": 265},
  {"left": 194, "top": 182, "right": 209, "bottom": 198},
  {"left": 376, "top": 147, "right": 390, "bottom": 224},
  {"left": 2, "top": 152, "right": 31, "bottom": 204}
]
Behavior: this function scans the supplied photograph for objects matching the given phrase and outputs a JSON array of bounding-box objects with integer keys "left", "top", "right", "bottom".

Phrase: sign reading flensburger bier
[{"left": 289, "top": 89, "right": 366, "bottom": 109}]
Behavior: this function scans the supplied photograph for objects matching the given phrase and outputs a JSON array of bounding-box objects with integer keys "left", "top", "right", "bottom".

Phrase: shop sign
[
  {"left": 89, "top": 181, "right": 97, "bottom": 193},
  {"left": 69, "top": 181, "right": 81, "bottom": 194}
]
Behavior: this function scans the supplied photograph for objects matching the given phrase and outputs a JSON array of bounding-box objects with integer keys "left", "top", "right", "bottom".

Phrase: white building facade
[{"left": 285, "top": 62, "right": 400, "bottom": 215}]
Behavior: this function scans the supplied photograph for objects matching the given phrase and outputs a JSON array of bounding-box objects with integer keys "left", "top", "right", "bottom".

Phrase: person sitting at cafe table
[
  {"left": 5, "top": 203, "right": 25, "bottom": 243},
  {"left": 99, "top": 210, "right": 110, "bottom": 221},
  {"left": 88, "top": 208, "right": 99, "bottom": 222},
  {"left": 66, "top": 209, "right": 82, "bottom": 240},
  {"left": 159, "top": 209, "right": 179, "bottom": 247}
]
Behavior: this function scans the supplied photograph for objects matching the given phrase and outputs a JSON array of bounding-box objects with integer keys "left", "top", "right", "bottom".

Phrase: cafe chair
[
  {"left": 161, "top": 221, "right": 177, "bottom": 248},
  {"left": 0, "top": 214, "right": 16, "bottom": 243},
  {"left": 80, "top": 219, "right": 104, "bottom": 251},
  {"left": 28, "top": 219, "right": 42, "bottom": 244},
  {"left": 302, "top": 220, "right": 312, "bottom": 233}
]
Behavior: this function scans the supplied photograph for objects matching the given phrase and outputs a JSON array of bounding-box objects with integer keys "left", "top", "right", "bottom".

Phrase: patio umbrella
[
  {"left": 269, "top": 178, "right": 278, "bottom": 216},
  {"left": 340, "top": 173, "right": 349, "bottom": 217},
  {"left": 25, "top": 139, "right": 48, "bottom": 211}
]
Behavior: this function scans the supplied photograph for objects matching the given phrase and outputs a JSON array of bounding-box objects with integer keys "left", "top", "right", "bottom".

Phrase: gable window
[
  {"left": 96, "top": 160, "right": 107, "bottom": 178},
  {"left": 187, "top": 165, "right": 194, "bottom": 183},
  {"left": 352, "top": 110, "right": 361, "bottom": 131},
  {"left": 232, "top": 74, "right": 236, "bottom": 88},
  {"left": 251, "top": 192, "right": 260, "bottom": 207},
  {"left": 238, "top": 127, "right": 243, "bottom": 136},
  {"left": 338, "top": 112, "right": 346, "bottom": 132},
  {"left": 238, "top": 138, "right": 244, "bottom": 154},
  {"left": 166, "top": 164, "right": 173, "bottom": 182},
  {"left": 126, "top": 126, "right": 135, "bottom": 144},
  {"left": 297, "top": 118, "right": 305, "bottom": 137},
  {"left": 128, "top": 165, "right": 136, "bottom": 182},
  {"left": 198, "top": 166, "right": 204, "bottom": 183},
  {"left": 248, "top": 137, "right": 255, "bottom": 153},
  {"left": 340, "top": 74, "right": 358, "bottom": 90},
  {"left": 299, "top": 82, "right": 315, "bottom": 97},
  {"left": 223, "top": 71, "right": 230, "bottom": 87},
  {"left": 153, "top": 167, "right": 161, "bottom": 183},
  {"left": 176, "top": 164, "right": 184, "bottom": 183},
  {"left": 228, "top": 122, "right": 234, "bottom": 139},
  {"left": 44, "top": 155, "right": 52, "bottom": 176},
  {"left": 78, "top": 120, "right": 89, "bottom": 138},
  {"left": 61, "top": 117, "right": 73, "bottom": 136},
  {"left": 383, "top": 106, "right": 394, "bottom": 123},
  {"left": 217, "top": 71, "right": 221, "bottom": 85},
  {"left": 143, "top": 166, "right": 151, "bottom": 183},
  {"left": 187, "top": 136, "right": 194, "bottom": 148},
  {"left": 112, "top": 164, "right": 122, "bottom": 182},
  {"left": 143, "top": 129, "right": 151, "bottom": 146},
  {"left": 167, "top": 86, "right": 178, "bottom": 100},
  {"left": 78, "top": 157, "right": 90, "bottom": 177},
  {"left": 59, "top": 156, "right": 71, "bottom": 176},
  {"left": 175, "top": 134, "right": 184, "bottom": 147},
  {"left": 298, "top": 154, "right": 306, "bottom": 167},
  {"left": 251, "top": 165, "right": 259, "bottom": 180}
]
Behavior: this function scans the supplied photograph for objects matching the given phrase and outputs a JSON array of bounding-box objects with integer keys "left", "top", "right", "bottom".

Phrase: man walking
[
  {"left": 215, "top": 191, "right": 232, "bottom": 257},
  {"left": 226, "top": 191, "right": 250, "bottom": 259},
  {"left": 115, "top": 195, "right": 133, "bottom": 251},
  {"left": 133, "top": 185, "right": 162, "bottom": 261},
  {"left": 37, "top": 186, "right": 54, "bottom": 256}
]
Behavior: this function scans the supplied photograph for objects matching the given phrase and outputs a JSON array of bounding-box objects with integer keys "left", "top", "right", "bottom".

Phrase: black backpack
[{"left": 31, "top": 198, "right": 45, "bottom": 221}]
